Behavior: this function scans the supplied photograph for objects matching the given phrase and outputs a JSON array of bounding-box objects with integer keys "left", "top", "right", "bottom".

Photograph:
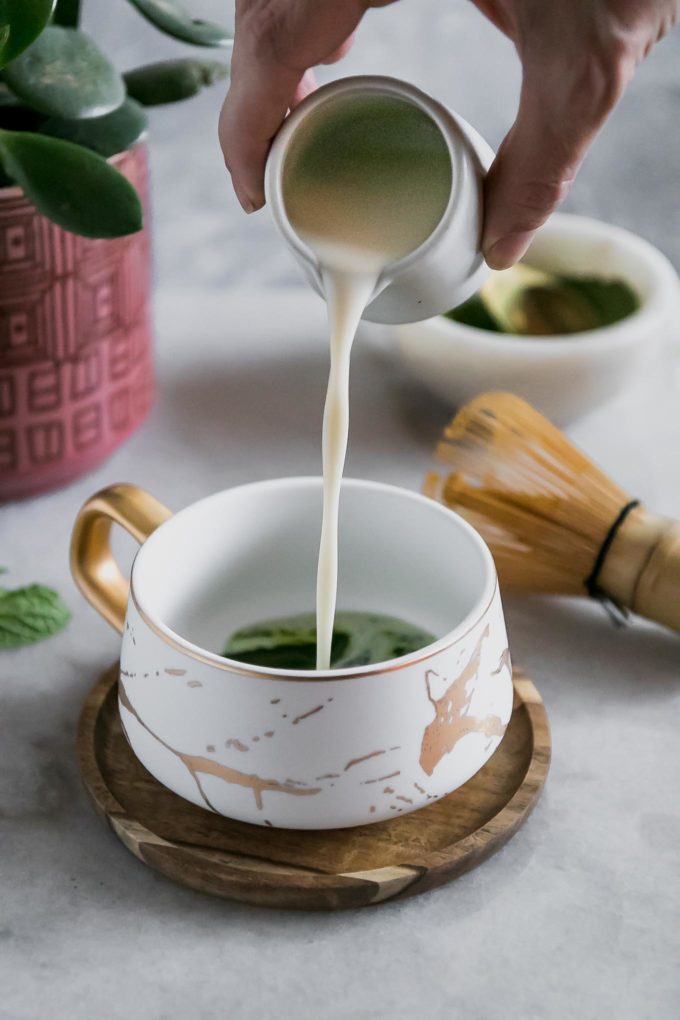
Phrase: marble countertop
[{"left": 2, "top": 3, "right": 680, "bottom": 1018}]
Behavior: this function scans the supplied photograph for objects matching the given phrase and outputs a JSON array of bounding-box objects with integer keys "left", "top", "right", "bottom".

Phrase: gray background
[{"left": 2, "top": 3, "right": 680, "bottom": 1019}]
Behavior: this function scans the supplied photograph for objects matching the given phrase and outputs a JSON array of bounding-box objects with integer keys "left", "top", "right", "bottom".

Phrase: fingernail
[
  {"left": 241, "top": 197, "right": 256, "bottom": 214},
  {"left": 485, "top": 231, "right": 533, "bottom": 270}
]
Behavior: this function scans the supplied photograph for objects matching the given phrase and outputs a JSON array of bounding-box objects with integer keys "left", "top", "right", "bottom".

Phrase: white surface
[
  {"left": 2, "top": 0, "right": 680, "bottom": 1015},
  {"left": 394, "top": 213, "right": 680, "bottom": 424},
  {"left": 2, "top": 288, "right": 680, "bottom": 1019}
]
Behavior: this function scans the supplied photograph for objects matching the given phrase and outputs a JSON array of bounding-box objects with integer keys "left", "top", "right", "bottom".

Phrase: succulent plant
[{"left": 0, "top": 1, "right": 231, "bottom": 237}]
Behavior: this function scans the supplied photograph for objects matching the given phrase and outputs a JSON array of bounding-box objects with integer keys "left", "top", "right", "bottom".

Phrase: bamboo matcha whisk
[{"left": 424, "top": 392, "right": 680, "bottom": 633}]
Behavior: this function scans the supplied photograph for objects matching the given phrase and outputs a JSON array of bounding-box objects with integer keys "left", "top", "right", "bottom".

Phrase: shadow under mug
[{"left": 70, "top": 477, "right": 513, "bottom": 830}]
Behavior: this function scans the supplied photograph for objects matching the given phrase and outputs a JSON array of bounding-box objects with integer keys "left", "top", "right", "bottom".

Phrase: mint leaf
[{"left": 0, "top": 582, "right": 71, "bottom": 648}]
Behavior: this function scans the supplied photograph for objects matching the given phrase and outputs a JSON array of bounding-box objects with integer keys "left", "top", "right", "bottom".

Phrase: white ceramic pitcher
[{"left": 265, "top": 75, "right": 494, "bottom": 324}]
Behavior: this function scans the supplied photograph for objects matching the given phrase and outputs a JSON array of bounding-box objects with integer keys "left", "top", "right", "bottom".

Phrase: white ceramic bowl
[{"left": 391, "top": 213, "right": 680, "bottom": 424}]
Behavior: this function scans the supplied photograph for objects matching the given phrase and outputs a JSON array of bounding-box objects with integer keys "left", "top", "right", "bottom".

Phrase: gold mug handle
[{"left": 70, "top": 484, "right": 172, "bottom": 634}]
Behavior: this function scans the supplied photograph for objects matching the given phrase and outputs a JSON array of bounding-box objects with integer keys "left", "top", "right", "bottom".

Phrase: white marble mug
[{"left": 70, "top": 478, "right": 513, "bottom": 829}]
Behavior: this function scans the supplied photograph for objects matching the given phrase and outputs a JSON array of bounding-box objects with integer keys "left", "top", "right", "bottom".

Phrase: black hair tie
[{"left": 584, "top": 500, "right": 640, "bottom": 626}]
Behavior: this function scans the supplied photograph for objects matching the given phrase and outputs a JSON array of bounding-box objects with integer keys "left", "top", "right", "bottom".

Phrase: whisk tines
[{"left": 426, "top": 392, "right": 631, "bottom": 595}]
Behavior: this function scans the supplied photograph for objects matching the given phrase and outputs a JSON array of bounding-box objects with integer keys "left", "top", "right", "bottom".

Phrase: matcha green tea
[
  {"left": 223, "top": 611, "right": 435, "bottom": 671},
  {"left": 446, "top": 263, "right": 640, "bottom": 335}
]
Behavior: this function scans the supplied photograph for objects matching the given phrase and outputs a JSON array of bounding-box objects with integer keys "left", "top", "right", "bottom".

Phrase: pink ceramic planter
[{"left": 0, "top": 143, "right": 154, "bottom": 501}]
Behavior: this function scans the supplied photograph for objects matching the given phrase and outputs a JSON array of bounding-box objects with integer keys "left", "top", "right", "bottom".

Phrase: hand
[
  {"left": 474, "top": 0, "right": 679, "bottom": 267},
  {"left": 218, "top": 1, "right": 396, "bottom": 213},
  {"left": 218, "top": 0, "right": 678, "bottom": 268}
]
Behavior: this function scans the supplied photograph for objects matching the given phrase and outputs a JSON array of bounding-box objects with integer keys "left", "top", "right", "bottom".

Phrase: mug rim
[{"left": 130, "top": 477, "right": 498, "bottom": 682}]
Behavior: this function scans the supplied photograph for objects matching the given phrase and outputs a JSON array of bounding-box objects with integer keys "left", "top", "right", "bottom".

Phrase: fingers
[
  {"left": 291, "top": 68, "right": 318, "bottom": 109},
  {"left": 469, "top": 0, "right": 515, "bottom": 36},
  {"left": 321, "top": 34, "right": 356, "bottom": 64},
  {"left": 482, "top": 77, "right": 580, "bottom": 269},
  {"left": 483, "top": 46, "right": 635, "bottom": 268},
  {"left": 219, "top": 45, "right": 304, "bottom": 212},
  {"left": 219, "top": 1, "right": 373, "bottom": 213}
]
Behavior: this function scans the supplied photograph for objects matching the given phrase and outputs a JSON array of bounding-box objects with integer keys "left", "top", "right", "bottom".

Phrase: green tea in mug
[{"left": 224, "top": 610, "right": 435, "bottom": 671}]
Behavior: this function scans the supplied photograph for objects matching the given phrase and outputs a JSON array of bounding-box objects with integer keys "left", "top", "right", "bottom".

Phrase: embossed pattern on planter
[{"left": 0, "top": 144, "right": 154, "bottom": 499}]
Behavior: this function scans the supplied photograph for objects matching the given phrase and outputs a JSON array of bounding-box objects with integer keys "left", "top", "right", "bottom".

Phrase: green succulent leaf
[
  {"left": 0, "top": 129, "right": 143, "bottom": 237},
  {"left": 0, "top": 91, "right": 45, "bottom": 131},
  {"left": 0, "top": 92, "right": 43, "bottom": 183},
  {"left": 125, "top": 0, "right": 232, "bottom": 47},
  {"left": 0, "top": 581, "right": 70, "bottom": 649},
  {"left": 42, "top": 97, "right": 148, "bottom": 156},
  {"left": 124, "top": 58, "right": 228, "bottom": 106},
  {"left": 2, "top": 25, "right": 125, "bottom": 119},
  {"left": 52, "top": 0, "right": 80, "bottom": 27},
  {"left": 0, "top": 0, "right": 56, "bottom": 69}
]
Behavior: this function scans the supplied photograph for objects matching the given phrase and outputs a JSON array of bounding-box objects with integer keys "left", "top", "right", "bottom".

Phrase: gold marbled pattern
[
  {"left": 419, "top": 627, "right": 507, "bottom": 777},
  {"left": 118, "top": 679, "right": 321, "bottom": 811}
]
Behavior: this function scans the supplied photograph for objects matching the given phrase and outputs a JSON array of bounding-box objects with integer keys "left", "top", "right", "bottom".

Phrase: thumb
[{"left": 482, "top": 55, "right": 630, "bottom": 269}]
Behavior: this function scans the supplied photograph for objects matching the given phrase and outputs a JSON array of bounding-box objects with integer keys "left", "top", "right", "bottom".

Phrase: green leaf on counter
[
  {"left": 42, "top": 97, "right": 148, "bottom": 156},
  {"left": 125, "top": 0, "right": 232, "bottom": 47},
  {"left": 0, "top": 580, "right": 70, "bottom": 648},
  {"left": 2, "top": 26, "right": 125, "bottom": 118},
  {"left": 0, "top": 0, "right": 55, "bottom": 70},
  {"left": 0, "top": 129, "right": 143, "bottom": 237},
  {"left": 124, "top": 58, "right": 228, "bottom": 106}
]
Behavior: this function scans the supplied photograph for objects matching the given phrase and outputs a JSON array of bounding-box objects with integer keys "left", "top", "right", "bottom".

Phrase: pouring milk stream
[{"left": 266, "top": 77, "right": 494, "bottom": 669}]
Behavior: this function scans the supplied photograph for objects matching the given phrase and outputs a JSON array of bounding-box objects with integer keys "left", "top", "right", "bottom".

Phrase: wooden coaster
[{"left": 78, "top": 663, "right": 550, "bottom": 911}]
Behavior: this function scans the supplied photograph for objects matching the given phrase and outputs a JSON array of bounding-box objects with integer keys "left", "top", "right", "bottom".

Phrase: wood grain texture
[{"left": 77, "top": 664, "right": 551, "bottom": 911}]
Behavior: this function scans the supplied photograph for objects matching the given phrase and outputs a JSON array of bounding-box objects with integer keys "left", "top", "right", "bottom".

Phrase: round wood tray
[{"left": 78, "top": 663, "right": 550, "bottom": 911}]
